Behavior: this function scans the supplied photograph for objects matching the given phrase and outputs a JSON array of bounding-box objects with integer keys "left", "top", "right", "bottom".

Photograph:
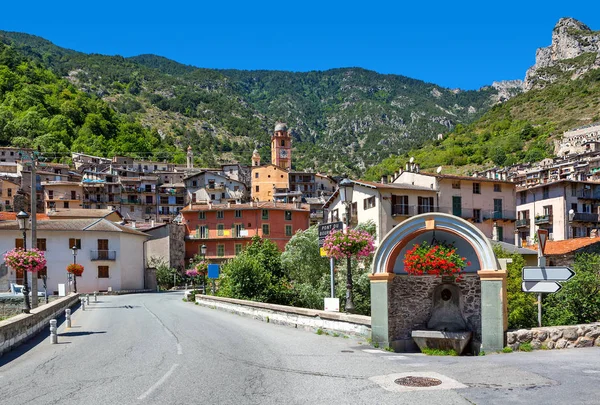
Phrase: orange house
[{"left": 181, "top": 202, "right": 310, "bottom": 262}]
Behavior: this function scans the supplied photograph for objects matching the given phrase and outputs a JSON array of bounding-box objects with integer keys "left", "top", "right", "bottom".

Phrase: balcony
[
  {"left": 483, "top": 210, "right": 516, "bottom": 221},
  {"left": 120, "top": 198, "right": 141, "bottom": 205},
  {"left": 572, "top": 212, "right": 600, "bottom": 223},
  {"left": 516, "top": 218, "right": 530, "bottom": 228},
  {"left": 534, "top": 215, "right": 552, "bottom": 225},
  {"left": 392, "top": 205, "right": 439, "bottom": 217},
  {"left": 90, "top": 250, "right": 116, "bottom": 261},
  {"left": 577, "top": 190, "right": 600, "bottom": 200},
  {"left": 206, "top": 183, "right": 225, "bottom": 190}
]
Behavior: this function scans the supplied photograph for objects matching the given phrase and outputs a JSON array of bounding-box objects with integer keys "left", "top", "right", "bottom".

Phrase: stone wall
[
  {"left": 507, "top": 323, "right": 600, "bottom": 350},
  {"left": 0, "top": 293, "right": 80, "bottom": 356},
  {"left": 388, "top": 274, "right": 481, "bottom": 350},
  {"left": 195, "top": 295, "right": 371, "bottom": 337}
]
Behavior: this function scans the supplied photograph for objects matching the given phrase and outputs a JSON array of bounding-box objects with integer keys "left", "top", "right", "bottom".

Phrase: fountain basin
[{"left": 411, "top": 330, "right": 472, "bottom": 355}]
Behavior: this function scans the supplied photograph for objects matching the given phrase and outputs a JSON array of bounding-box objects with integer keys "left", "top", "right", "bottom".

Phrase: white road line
[
  {"left": 138, "top": 363, "right": 179, "bottom": 400},
  {"left": 384, "top": 356, "right": 408, "bottom": 360},
  {"left": 143, "top": 304, "right": 182, "bottom": 355},
  {"left": 362, "top": 349, "right": 388, "bottom": 354}
]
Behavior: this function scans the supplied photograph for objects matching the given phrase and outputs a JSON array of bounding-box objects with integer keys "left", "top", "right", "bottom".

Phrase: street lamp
[
  {"left": 201, "top": 244, "right": 207, "bottom": 294},
  {"left": 16, "top": 211, "right": 31, "bottom": 313},
  {"left": 339, "top": 179, "right": 355, "bottom": 313},
  {"left": 71, "top": 245, "right": 79, "bottom": 293}
]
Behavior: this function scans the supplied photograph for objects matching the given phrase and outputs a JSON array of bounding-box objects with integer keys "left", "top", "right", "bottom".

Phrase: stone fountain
[{"left": 411, "top": 283, "right": 472, "bottom": 354}]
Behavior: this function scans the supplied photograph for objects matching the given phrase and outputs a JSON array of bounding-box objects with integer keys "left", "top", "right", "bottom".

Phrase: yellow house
[
  {"left": 0, "top": 178, "right": 20, "bottom": 212},
  {"left": 251, "top": 164, "right": 289, "bottom": 202},
  {"left": 42, "top": 181, "right": 84, "bottom": 212}
]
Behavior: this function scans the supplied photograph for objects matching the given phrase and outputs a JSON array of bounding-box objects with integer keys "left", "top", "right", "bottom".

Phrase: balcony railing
[
  {"left": 516, "top": 218, "right": 530, "bottom": 228},
  {"left": 90, "top": 250, "right": 116, "bottom": 261},
  {"left": 534, "top": 215, "right": 552, "bottom": 225},
  {"left": 577, "top": 190, "right": 600, "bottom": 200},
  {"left": 483, "top": 210, "right": 517, "bottom": 221},
  {"left": 572, "top": 212, "right": 600, "bottom": 223}
]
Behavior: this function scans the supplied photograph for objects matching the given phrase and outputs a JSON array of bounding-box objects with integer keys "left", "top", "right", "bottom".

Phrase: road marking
[
  {"left": 143, "top": 304, "right": 182, "bottom": 355},
  {"left": 384, "top": 356, "right": 408, "bottom": 360},
  {"left": 138, "top": 363, "right": 179, "bottom": 400},
  {"left": 362, "top": 349, "right": 392, "bottom": 354}
]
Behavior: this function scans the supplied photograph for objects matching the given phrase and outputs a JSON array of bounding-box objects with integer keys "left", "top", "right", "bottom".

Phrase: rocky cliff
[{"left": 524, "top": 18, "right": 600, "bottom": 90}]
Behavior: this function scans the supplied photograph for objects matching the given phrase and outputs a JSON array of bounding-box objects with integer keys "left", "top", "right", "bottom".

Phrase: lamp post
[
  {"left": 339, "top": 178, "right": 355, "bottom": 313},
  {"left": 201, "top": 244, "right": 207, "bottom": 294},
  {"left": 16, "top": 211, "right": 31, "bottom": 313},
  {"left": 71, "top": 245, "right": 79, "bottom": 293}
]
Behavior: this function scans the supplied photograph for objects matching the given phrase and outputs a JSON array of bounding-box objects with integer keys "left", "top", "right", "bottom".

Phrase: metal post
[
  {"left": 211, "top": 279, "right": 216, "bottom": 295},
  {"left": 49, "top": 319, "right": 57, "bottom": 344},
  {"left": 66, "top": 308, "right": 71, "bottom": 328},
  {"left": 81, "top": 298, "right": 85, "bottom": 311},
  {"left": 330, "top": 257, "right": 335, "bottom": 298},
  {"left": 21, "top": 228, "right": 31, "bottom": 313},
  {"left": 345, "top": 203, "right": 355, "bottom": 313},
  {"left": 538, "top": 293, "right": 542, "bottom": 327},
  {"left": 86, "top": 294, "right": 90, "bottom": 305},
  {"left": 94, "top": 292, "right": 97, "bottom": 302}
]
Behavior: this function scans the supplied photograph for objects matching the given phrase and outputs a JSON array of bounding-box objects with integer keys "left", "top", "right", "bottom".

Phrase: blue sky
[{"left": 1, "top": 1, "right": 599, "bottom": 90}]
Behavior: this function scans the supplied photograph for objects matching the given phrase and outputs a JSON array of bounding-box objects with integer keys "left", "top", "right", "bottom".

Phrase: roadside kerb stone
[{"left": 195, "top": 295, "right": 371, "bottom": 337}]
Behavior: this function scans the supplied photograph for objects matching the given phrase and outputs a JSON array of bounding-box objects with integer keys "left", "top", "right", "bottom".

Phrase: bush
[{"left": 543, "top": 252, "right": 600, "bottom": 326}]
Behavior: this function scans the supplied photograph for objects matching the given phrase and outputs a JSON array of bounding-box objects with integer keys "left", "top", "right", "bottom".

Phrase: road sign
[
  {"left": 318, "top": 221, "right": 344, "bottom": 247},
  {"left": 522, "top": 266, "right": 575, "bottom": 282},
  {"left": 207, "top": 264, "right": 220, "bottom": 279},
  {"left": 522, "top": 281, "right": 562, "bottom": 293},
  {"left": 537, "top": 229, "right": 548, "bottom": 254}
]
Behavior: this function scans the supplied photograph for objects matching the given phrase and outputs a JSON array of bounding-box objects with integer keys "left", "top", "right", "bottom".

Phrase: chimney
[
  {"left": 415, "top": 164, "right": 420, "bottom": 173},
  {"left": 515, "top": 229, "right": 520, "bottom": 247},
  {"left": 131, "top": 220, "right": 136, "bottom": 229},
  {"left": 492, "top": 222, "right": 498, "bottom": 241},
  {"left": 381, "top": 176, "right": 388, "bottom": 184},
  {"left": 151, "top": 219, "right": 155, "bottom": 227},
  {"left": 227, "top": 202, "right": 231, "bottom": 208}
]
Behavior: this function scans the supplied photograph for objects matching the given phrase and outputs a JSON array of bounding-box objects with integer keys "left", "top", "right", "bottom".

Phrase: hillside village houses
[
  {"left": 7, "top": 119, "right": 600, "bottom": 296},
  {"left": 325, "top": 161, "right": 517, "bottom": 245}
]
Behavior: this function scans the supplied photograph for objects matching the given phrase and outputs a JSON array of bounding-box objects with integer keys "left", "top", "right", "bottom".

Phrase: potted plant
[
  {"left": 403, "top": 241, "right": 470, "bottom": 280},
  {"left": 4, "top": 248, "right": 47, "bottom": 274},
  {"left": 67, "top": 263, "right": 84, "bottom": 277},
  {"left": 322, "top": 228, "right": 375, "bottom": 260}
]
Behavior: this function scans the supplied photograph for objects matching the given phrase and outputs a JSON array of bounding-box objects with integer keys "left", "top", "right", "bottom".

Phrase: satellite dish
[
  {"left": 409, "top": 157, "right": 415, "bottom": 163},
  {"left": 436, "top": 166, "right": 442, "bottom": 174},
  {"left": 569, "top": 209, "right": 575, "bottom": 215}
]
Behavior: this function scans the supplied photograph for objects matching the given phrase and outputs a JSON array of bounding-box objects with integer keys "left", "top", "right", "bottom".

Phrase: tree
[
  {"left": 493, "top": 246, "right": 537, "bottom": 329},
  {"left": 281, "top": 225, "right": 330, "bottom": 287},
  {"left": 543, "top": 252, "right": 600, "bottom": 326}
]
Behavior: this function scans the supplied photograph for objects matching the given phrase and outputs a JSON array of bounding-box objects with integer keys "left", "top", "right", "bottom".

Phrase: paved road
[{"left": 1, "top": 292, "right": 599, "bottom": 404}]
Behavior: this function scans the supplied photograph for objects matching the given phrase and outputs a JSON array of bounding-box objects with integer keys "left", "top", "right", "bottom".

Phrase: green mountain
[
  {"left": 365, "top": 17, "right": 600, "bottom": 180},
  {"left": 0, "top": 30, "right": 502, "bottom": 174}
]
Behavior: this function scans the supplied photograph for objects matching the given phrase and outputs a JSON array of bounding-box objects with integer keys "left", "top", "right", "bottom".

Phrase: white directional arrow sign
[
  {"left": 522, "top": 266, "right": 575, "bottom": 282},
  {"left": 522, "top": 281, "right": 562, "bottom": 293}
]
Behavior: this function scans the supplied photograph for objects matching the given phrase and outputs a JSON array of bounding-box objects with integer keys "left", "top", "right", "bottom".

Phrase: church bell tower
[{"left": 271, "top": 123, "right": 291, "bottom": 170}]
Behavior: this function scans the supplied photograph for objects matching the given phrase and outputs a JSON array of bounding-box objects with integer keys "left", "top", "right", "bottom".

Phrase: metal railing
[
  {"left": 534, "top": 215, "right": 552, "bottom": 225},
  {"left": 572, "top": 212, "right": 600, "bottom": 223},
  {"left": 578, "top": 190, "right": 600, "bottom": 199},
  {"left": 516, "top": 218, "right": 530, "bottom": 228},
  {"left": 90, "top": 250, "right": 116, "bottom": 261}
]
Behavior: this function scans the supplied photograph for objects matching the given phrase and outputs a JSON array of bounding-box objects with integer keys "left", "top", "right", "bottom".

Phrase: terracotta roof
[
  {"left": 354, "top": 180, "right": 435, "bottom": 191},
  {"left": 0, "top": 212, "right": 49, "bottom": 221},
  {"left": 47, "top": 209, "right": 122, "bottom": 219},
  {"left": 181, "top": 202, "right": 309, "bottom": 212},
  {"left": 0, "top": 218, "right": 148, "bottom": 236},
  {"left": 532, "top": 237, "right": 600, "bottom": 255}
]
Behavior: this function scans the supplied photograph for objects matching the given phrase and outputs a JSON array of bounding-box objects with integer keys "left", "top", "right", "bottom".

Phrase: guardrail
[{"left": 90, "top": 250, "right": 116, "bottom": 261}]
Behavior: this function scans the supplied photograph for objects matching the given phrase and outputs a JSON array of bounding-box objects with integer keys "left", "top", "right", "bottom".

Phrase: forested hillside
[{"left": 0, "top": 30, "right": 500, "bottom": 173}]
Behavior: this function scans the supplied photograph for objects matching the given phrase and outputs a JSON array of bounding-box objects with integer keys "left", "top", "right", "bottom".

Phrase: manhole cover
[
  {"left": 341, "top": 350, "right": 354, "bottom": 353},
  {"left": 394, "top": 376, "right": 442, "bottom": 387}
]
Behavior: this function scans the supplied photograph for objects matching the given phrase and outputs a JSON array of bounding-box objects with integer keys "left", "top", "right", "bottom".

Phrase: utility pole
[{"left": 31, "top": 154, "right": 38, "bottom": 307}]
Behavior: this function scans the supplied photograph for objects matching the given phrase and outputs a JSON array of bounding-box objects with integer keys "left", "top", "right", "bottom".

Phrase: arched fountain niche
[{"left": 369, "top": 213, "right": 506, "bottom": 354}]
